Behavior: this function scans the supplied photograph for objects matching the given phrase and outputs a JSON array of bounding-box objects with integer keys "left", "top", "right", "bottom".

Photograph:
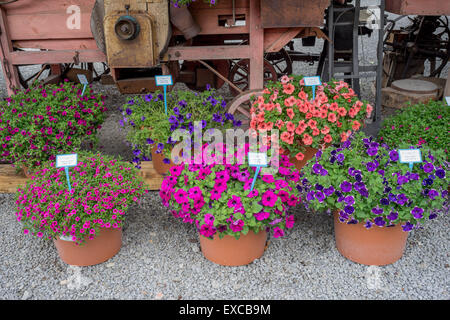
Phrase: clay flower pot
[
  {"left": 53, "top": 228, "right": 122, "bottom": 266},
  {"left": 289, "top": 146, "right": 319, "bottom": 171},
  {"left": 333, "top": 211, "right": 408, "bottom": 266},
  {"left": 21, "top": 165, "right": 33, "bottom": 179},
  {"left": 151, "top": 145, "right": 175, "bottom": 175},
  {"left": 169, "top": 4, "right": 201, "bottom": 40},
  {"left": 199, "top": 230, "right": 268, "bottom": 266}
]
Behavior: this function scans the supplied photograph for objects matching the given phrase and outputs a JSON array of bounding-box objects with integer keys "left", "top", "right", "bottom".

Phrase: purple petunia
[
  {"left": 402, "top": 222, "right": 414, "bottom": 232},
  {"left": 389, "top": 150, "right": 399, "bottom": 161},
  {"left": 340, "top": 181, "right": 352, "bottom": 193},
  {"left": 411, "top": 206, "right": 424, "bottom": 219},
  {"left": 374, "top": 216, "right": 386, "bottom": 227}
]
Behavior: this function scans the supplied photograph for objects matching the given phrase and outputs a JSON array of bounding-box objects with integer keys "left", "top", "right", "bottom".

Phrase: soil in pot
[
  {"left": 333, "top": 211, "right": 408, "bottom": 266},
  {"left": 199, "top": 230, "right": 268, "bottom": 266},
  {"left": 53, "top": 228, "right": 122, "bottom": 266}
]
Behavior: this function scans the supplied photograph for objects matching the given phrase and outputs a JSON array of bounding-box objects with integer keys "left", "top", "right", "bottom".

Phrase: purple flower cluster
[{"left": 302, "top": 132, "right": 448, "bottom": 232}]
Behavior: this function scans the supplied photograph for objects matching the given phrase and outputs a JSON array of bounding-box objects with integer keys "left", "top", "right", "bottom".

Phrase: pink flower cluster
[
  {"left": 15, "top": 153, "right": 148, "bottom": 245},
  {"left": 160, "top": 144, "right": 301, "bottom": 239}
]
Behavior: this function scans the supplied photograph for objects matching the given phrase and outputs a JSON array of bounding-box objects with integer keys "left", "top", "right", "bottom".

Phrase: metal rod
[
  {"left": 197, "top": 59, "right": 243, "bottom": 95},
  {"left": 375, "top": 0, "right": 385, "bottom": 124}
]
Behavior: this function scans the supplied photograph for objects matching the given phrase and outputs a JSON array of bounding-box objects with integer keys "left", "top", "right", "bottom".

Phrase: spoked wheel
[
  {"left": 264, "top": 48, "right": 293, "bottom": 78},
  {"left": 229, "top": 59, "right": 277, "bottom": 96},
  {"left": 226, "top": 89, "right": 264, "bottom": 130}
]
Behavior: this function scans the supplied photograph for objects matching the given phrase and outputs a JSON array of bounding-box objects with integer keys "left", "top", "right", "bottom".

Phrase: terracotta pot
[
  {"left": 199, "top": 230, "right": 268, "bottom": 266},
  {"left": 53, "top": 228, "right": 122, "bottom": 266},
  {"left": 21, "top": 165, "right": 33, "bottom": 178},
  {"left": 289, "top": 146, "right": 319, "bottom": 171},
  {"left": 151, "top": 145, "right": 175, "bottom": 175},
  {"left": 169, "top": 5, "right": 201, "bottom": 40},
  {"left": 333, "top": 211, "right": 408, "bottom": 266}
]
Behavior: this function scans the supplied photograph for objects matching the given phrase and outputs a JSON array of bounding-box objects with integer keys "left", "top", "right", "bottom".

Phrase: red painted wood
[
  {"left": 167, "top": 45, "right": 250, "bottom": 61},
  {"left": 264, "top": 28, "right": 303, "bottom": 53},
  {"left": 9, "top": 49, "right": 106, "bottom": 65},
  {"left": 0, "top": 8, "right": 21, "bottom": 96},
  {"left": 3, "top": 0, "right": 95, "bottom": 15},
  {"left": 385, "top": 0, "right": 450, "bottom": 15},
  {"left": 249, "top": 0, "right": 264, "bottom": 90},
  {"left": 7, "top": 13, "right": 93, "bottom": 41},
  {"left": 13, "top": 39, "right": 99, "bottom": 51}
]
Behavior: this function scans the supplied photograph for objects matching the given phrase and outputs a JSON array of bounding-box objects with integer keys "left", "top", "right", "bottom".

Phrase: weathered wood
[
  {"left": 0, "top": 162, "right": 164, "bottom": 194},
  {"left": 385, "top": 0, "right": 450, "bottom": 16},
  {"left": 445, "top": 69, "right": 450, "bottom": 98},
  {"left": 137, "top": 162, "right": 164, "bottom": 191},
  {"left": 249, "top": 0, "right": 264, "bottom": 90},
  {"left": 0, "top": 165, "right": 28, "bottom": 194},
  {"left": 260, "top": 0, "right": 330, "bottom": 28},
  {"left": 0, "top": 8, "right": 21, "bottom": 96},
  {"left": 168, "top": 45, "right": 250, "bottom": 61},
  {"left": 13, "top": 39, "right": 99, "bottom": 51},
  {"left": 10, "top": 49, "right": 106, "bottom": 65}
]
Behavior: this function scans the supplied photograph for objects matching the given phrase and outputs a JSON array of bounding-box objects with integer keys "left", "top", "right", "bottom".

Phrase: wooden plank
[
  {"left": 0, "top": 165, "right": 28, "bottom": 194},
  {"left": 137, "top": 162, "right": 164, "bottom": 191},
  {"left": 264, "top": 27, "right": 303, "bottom": 53},
  {"left": 260, "top": 0, "right": 329, "bottom": 28},
  {"left": 4, "top": 0, "right": 95, "bottom": 15},
  {"left": 167, "top": 45, "right": 250, "bottom": 61},
  {"left": 249, "top": 0, "right": 264, "bottom": 90},
  {"left": 9, "top": 49, "right": 106, "bottom": 65},
  {"left": 7, "top": 13, "right": 94, "bottom": 41},
  {"left": 13, "top": 39, "right": 99, "bottom": 51},
  {"left": 0, "top": 162, "right": 164, "bottom": 194},
  {"left": 385, "top": 0, "right": 450, "bottom": 16}
]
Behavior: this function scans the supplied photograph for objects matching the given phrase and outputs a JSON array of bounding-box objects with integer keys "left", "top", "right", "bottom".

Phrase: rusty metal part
[
  {"left": 260, "top": 0, "right": 330, "bottom": 28},
  {"left": 0, "top": 1, "right": 18, "bottom": 5},
  {"left": 114, "top": 15, "right": 140, "bottom": 40}
]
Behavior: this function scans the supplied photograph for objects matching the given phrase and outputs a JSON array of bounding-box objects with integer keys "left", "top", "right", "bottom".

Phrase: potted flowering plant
[
  {"left": 301, "top": 131, "right": 448, "bottom": 266},
  {"left": 379, "top": 100, "right": 449, "bottom": 159},
  {"left": 0, "top": 80, "right": 106, "bottom": 176},
  {"left": 14, "top": 151, "right": 148, "bottom": 266},
  {"left": 160, "top": 143, "right": 300, "bottom": 266},
  {"left": 251, "top": 75, "right": 373, "bottom": 170},
  {"left": 120, "top": 88, "right": 239, "bottom": 174}
]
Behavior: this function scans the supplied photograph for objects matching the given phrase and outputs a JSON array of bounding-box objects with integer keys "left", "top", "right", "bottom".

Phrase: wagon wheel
[
  {"left": 226, "top": 89, "right": 264, "bottom": 130},
  {"left": 229, "top": 58, "right": 278, "bottom": 96},
  {"left": 181, "top": 60, "right": 230, "bottom": 91},
  {"left": 264, "top": 48, "right": 293, "bottom": 78}
]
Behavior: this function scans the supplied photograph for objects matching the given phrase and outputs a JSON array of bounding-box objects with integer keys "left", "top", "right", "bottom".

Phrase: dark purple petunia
[
  {"left": 340, "top": 181, "right": 352, "bottom": 193},
  {"left": 367, "top": 148, "right": 378, "bottom": 156},
  {"left": 337, "top": 153, "right": 345, "bottom": 162},
  {"left": 402, "top": 222, "right": 414, "bottom": 232},
  {"left": 344, "top": 205, "right": 354, "bottom": 215},
  {"left": 126, "top": 108, "right": 133, "bottom": 115},
  {"left": 377, "top": 169, "right": 385, "bottom": 176},
  {"left": 320, "top": 169, "right": 329, "bottom": 176},
  {"left": 315, "top": 184, "right": 324, "bottom": 191},
  {"left": 146, "top": 138, "right": 154, "bottom": 145},
  {"left": 435, "top": 169, "right": 446, "bottom": 179},
  {"left": 411, "top": 206, "right": 424, "bottom": 219},
  {"left": 423, "top": 162, "right": 434, "bottom": 173},
  {"left": 387, "top": 211, "right": 398, "bottom": 221},
  {"left": 323, "top": 186, "right": 335, "bottom": 197},
  {"left": 344, "top": 195, "right": 355, "bottom": 205},
  {"left": 388, "top": 193, "right": 397, "bottom": 202},
  {"left": 396, "top": 194, "right": 407, "bottom": 205},
  {"left": 306, "top": 191, "right": 315, "bottom": 202},
  {"left": 359, "top": 188, "right": 369, "bottom": 198},
  {"left": 355, "top": 174, "right": 362, "bottom": 182},
  {"left": 315, "top": 191, "right": 325, "bottom": 203},
  {"left": 389, "top": 150, "right": 399, "bottom": 161},
  {"left": 348, "top": 167, "right": 355, "bottom": 176},
  {"left": 339, "top": 210, "right": 349, "bottom": 221},
  {"left": 163, "top": 158, "right": 171, "bottom": 164},
  {"left": 342, "top": 140, "right": 351, "bottom": 149},
  {"left": 347, "top": 218, "right": 358, "bottom": 225},
  {"left": 429, "top": 213, "right": 437, "bottom": 220},
  {"left": 366, "top": 162, "right": 377, "bottom": 172},
  {"left": 380, "top": 198, "right": 390, "bottom": 206},
  {"left": 371, "top": 206, "right": 384, "bottom": 215},
  {"left": 312, "top": 163, "right": 323, "bottom": 175},
  {"left": 374, "top": 216, "right": 386, "bottom": 227},
  {"left": 428, "top": 189, "right": 439, "bottom": 200},
  {"left": 364, "top": 220, "right": 373, "bottom": 229},
  {"left": 397, "top": 175, "right": 408, "bottom": 185}
]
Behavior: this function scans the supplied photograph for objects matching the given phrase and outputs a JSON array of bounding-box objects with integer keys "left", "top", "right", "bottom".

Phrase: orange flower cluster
[{"left": 250, "top": 75, "right": 373, "bottom": 161}]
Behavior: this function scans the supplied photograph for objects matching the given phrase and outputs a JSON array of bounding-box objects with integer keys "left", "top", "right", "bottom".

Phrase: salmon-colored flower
[
  {"left": 352, "top": 120, "right": 361, "bottom": 131},
  {"left": 324, "top": 134, "right": 332, "bottom": 143},
  {"left": 283, "top": 83, "right": 295, "bottom": 95},
  {"left": 284, "top": 96, "right": 296, "bottom": 107},
  {"left": 286, "top": 121, "right": 296, "bottom": 132},
  {"left": 307, "top": 119, "right": 317, "bottom": 129},
  {"left": 275, "top": 119, "right": 285, "bottom": 129},
  {"left": 295, "top": 152, "right": 304, "bottom": 161},
  {"left": 298, "top": 90, "right": 308, "bottom": 100},
  {"left": 303, "top": 133, "right": 313, "bottom": 146},
  {"left": 321, "top": 126, "right": 330, "bottom": 134},
  {"left": 312, "top": 128, "right": 320, "bottom": 136},
  {"left": 337, "top": 107, "right": 347, "bottom": 117},
  {"left": 280, "top": 75, "right": 291, "bottom": 84},
  {"left": 286, "top": 108, "right": 295, "bottom": 119},
  {"left": 328, "top": 112, "right": 337, "bottom": 123}
]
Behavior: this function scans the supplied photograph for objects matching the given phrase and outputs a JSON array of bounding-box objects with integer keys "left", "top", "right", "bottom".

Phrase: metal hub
[{"left": 114, "top": 16, "right": 140, "bottom": 40}]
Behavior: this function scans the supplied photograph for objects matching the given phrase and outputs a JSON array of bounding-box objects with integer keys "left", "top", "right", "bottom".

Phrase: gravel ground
[{"left": 0, "top": 1, "right": 449, "bottom": 300}]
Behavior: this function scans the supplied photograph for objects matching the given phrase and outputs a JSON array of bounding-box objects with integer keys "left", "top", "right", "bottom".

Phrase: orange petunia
[
  {"left": 283, "top": 83, "right": 295, "bottom": 95},
  {"left": 286, "top": 108, "right": 295, "bottom": 120},
  {"left": 327, "top": 112, "right": 337, "bottom": 123}
]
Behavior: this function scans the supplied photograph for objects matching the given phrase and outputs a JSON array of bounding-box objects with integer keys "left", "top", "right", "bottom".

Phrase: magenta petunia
[{"left": 261, "top": 190, "right": 278, "bottom": 207}]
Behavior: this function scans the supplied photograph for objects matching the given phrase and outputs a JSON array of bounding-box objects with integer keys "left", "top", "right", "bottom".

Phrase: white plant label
[
  {"left": 303, "top": 76, "right": 322, "bottom": 86},
  {"left": 398, "top": 149, "right": 422, "bottom": 164},
  {"left": 77, "top": 74, "right": 89, "bottom": 85},
  {"left": 248, "top": 152, "right": 268, "bottom": 167},
  {"left": 56, "top": 154, "right": 78, "bottom": 168},
  {"left": 445, "top": 96, "right": 450, "bottom": 105},
  {"left": 155, "top": 75, "right": 173, "bottom": 86},
  {"left": 59, "top": 234, "right": 74, "bottom": 242}
]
